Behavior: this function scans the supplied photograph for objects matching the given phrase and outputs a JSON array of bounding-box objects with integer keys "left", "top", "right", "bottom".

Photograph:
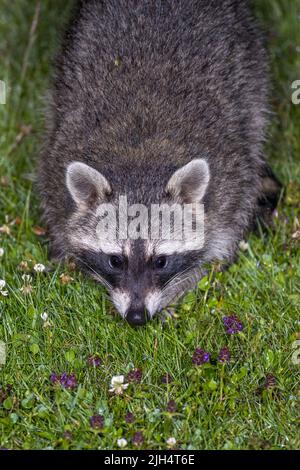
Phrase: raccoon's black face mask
[
  {"left": 66, "top": 159, "right": 210, "bottom": 326},
  {"left": 76, "top": 245, "right": 203, "bottom": 326}
]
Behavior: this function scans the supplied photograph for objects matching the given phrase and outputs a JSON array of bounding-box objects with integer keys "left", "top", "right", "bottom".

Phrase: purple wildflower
[
  {"left": 223, "top": 315, "right": 244, "bottom": 334},
  {"left": 59, "top": 373, "right": 77, "bottom": 389},
  {"left": 166, "top": 399, "right": 177, "bottom": 413},
  {"left": 125, "top": 412, "right": 135, "bottom": 424},
  {"left": 218, "top": 347, "right": 231, "bottom": 363},
  {"left": 60, "top": 373, "right": 68, "bottom": 383},
  {"left": 192, "top": 348, "right": 210, "bottom": 365},
  {"left": 87, "top": 354, "right": 102, "bottom": 367},
  {"left": 132, "top": 431, "right": 144, "bottom": 446},
  {"left": 65, "top": 374, "right": 77, "bottom": 389},
  {"left": 264, "top": 373, "right": 277, "bottom": 389},
  {"left": 161, "top": 374, "right": 173, "bottom": 384},
  {"left": 127, "top": 368, "right": 142, "bottom": 383},
  {"left": 50, "top": 372, "right": 59, "bottom": 384},
  {"left": 90, "top": 415, "right": 104, "bottom": 430},
  {"left": 50, "top": 372, "right": 77, "bottom": 389}
]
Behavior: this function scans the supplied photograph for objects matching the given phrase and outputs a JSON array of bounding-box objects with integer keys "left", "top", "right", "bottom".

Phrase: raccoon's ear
[
  {"left": 66, "top": 161, "right": 112, "bottom": 208},
  {"left": 166, "top": 159, "right": 210, "bottom": 203}
]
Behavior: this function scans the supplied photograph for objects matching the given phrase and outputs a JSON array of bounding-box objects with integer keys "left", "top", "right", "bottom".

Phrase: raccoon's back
[{"left": 50, "top": 0, "right": 267, "bottom": 168}]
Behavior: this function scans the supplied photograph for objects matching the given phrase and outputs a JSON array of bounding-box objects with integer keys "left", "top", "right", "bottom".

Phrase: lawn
[{"left": 0, "top": 0, "right": 300, "bottom": 450}]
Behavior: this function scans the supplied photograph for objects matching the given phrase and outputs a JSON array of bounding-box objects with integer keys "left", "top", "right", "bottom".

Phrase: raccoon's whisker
[
  {"left": 72, "top": 255, "right": 113, "bottom": 291},
  {"left": 162, "top": 269, "right": 195, "bottom": 292},
  {"left": 162, "top": 267, "right": 202, "bottom": 298},
  {"left": 91, "top": 273, "right": 113, "bottom": 291},
  {"left": 162, "top": 266, "right": 192, "bottom": 290},
  {"left": 162, "top": 278, "right": 192, "bottom": 297},
  {"left": 162, "top": 275, "right": 189, "bottom": 292}
]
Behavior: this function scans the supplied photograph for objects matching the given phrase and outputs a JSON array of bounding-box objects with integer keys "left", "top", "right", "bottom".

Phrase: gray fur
[{"left": 38, "top": 0, "right": 281, "bottom": 323}]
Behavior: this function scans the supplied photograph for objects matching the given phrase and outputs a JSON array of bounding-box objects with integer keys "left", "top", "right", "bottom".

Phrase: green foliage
[{"left": 0, "top": 0, "right": 300, "bottom": 450}]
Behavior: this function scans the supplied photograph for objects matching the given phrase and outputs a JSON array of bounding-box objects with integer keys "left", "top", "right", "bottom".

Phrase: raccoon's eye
[
  {"left": 154, "top": 255, "right": 168, "bottom": 270},
  {"left": 109, "top": 255, "right": 124, "bottom": 270}
]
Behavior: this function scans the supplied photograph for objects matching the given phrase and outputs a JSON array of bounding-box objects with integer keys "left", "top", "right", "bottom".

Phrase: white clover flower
[
  {"left": 40, "top": 312, "right": 48, "bottom": 321},
  {"left": 34, "top": 263, "right": 46, "bottom": 273},
  {"left": 20, "top": 274, "right": 33, "bottom": 295},
  {"left": 166, "top": 437, "right": 177, "bottom": 448},
  {"left": 21, "top": 274, "right": 33, "bottom": 283},
  {"left": 239, "top": 240, "right": 249, "bottom": 251},
  {"left": 20, "top": 285, "right": 33, "bottom": 295},
  {"left": 0, "top": 248, "right": 4, "bottom": 257},
  {"left": 109, "top": 375, "right": 129, "bottom": 395},
  {"left": 0, "top": 279, "right": 8, "bottom": 297},
  {"left": 117, "top": 438, "right": 128, "bottom": 448}
]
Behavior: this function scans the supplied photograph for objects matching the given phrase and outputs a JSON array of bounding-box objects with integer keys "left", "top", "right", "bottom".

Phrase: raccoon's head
[{"left": 65, "top": 159, "right": 211, "bottom": 326}]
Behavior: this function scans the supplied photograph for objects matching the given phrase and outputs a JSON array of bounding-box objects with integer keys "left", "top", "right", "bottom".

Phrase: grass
[{"left": 0, "top": 0, "right": 300, "bottom": 450}]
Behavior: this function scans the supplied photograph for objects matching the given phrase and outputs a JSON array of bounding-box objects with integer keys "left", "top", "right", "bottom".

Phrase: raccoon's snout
[
  {"left": 126, "top": 308, "right": 150, "bottom": 327},
  {"left": 111, "top": 289, "right": 151, "bottom": 325}
]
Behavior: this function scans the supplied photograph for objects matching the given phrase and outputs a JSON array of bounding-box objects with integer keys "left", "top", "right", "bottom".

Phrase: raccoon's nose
[{"left": 126, "top": 309, "right": 149, "bottom": 327}]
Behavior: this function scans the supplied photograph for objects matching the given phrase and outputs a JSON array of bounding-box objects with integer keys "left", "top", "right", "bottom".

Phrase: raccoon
[{"left": 38, "top": 0, "right": 281, "bottom": 326}]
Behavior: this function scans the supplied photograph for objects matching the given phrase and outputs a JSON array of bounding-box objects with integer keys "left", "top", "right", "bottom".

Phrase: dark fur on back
[{"left": 38, "top": 0, "right": 280, "bottom": 262}]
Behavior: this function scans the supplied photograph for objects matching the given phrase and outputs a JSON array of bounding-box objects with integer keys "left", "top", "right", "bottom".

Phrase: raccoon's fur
[{"left": 38, "top": 0, "right": 281, "bottom": 325}]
